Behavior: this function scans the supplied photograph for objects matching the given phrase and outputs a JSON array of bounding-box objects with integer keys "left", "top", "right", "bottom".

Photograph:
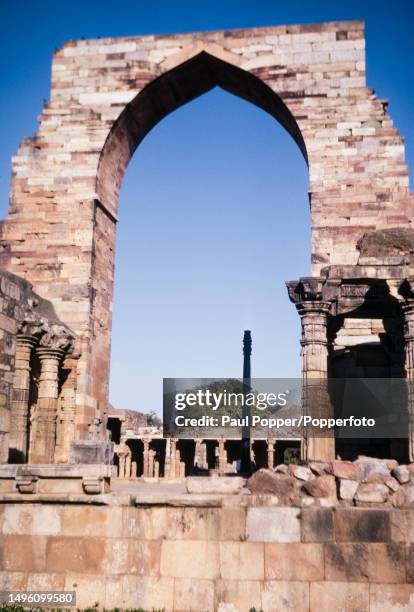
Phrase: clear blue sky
[{"left": 0, "top": 1, "right": 413, "bottom": 414}]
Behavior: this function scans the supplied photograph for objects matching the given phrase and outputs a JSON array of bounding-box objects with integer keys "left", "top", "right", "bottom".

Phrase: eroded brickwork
[{"left": 1, "top": 20, "right": 412, "bottom": 431}]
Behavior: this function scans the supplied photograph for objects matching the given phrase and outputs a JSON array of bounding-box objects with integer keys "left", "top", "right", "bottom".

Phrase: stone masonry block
[
  {"left": 61, "top": 506, "right": 123, "bottom": 538},
  {"left": 160, "top": 540, "right": 219, "bottom": 579},
  {"left": 301, "top": 507, "right": 334, "bottom": 542},
  {"left": 219, "top": 542, "right": 264, "bottom": 581},
  {"left": 2, "top": 505, "right": 62, "bottom": 536},
  {"left": 324, "top": 542, "right": 406, "bottom": 583},
  {"left": 0, "top": 535, "right": 47, "bottom": 572},
  {"left": 246, "top": 507, "right": 301, "bottom": 542},
  {"left": 334, "top": 508, "right": 390, "bottom": 542},
  {"left": 216, "top": 579, "right": 262, "bottom": 612},
  {"left": 391, "top": 509, "right": 414, "bottom": 543},
  {"left": 265, "top": 542, "right": 324, "bottom": 581},
  {"left": 46, "top": 537, "right": 106, "bottom": 573},
  {"left": 262, "top": 580, "right": 310, "bottom": 612},
  {"left": 173, "top": 578, "right": 215, "bottom": 611},
  {"left": 310, "top": 581, "right": 369, "bottom": 611},
  {"left": 369, "top": 584, "right": 414, "bottom": 611}
]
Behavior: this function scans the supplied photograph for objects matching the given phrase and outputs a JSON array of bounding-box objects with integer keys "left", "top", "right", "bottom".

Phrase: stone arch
[{"left": 96, "top": 48, "right": 308, "bottom": 217}]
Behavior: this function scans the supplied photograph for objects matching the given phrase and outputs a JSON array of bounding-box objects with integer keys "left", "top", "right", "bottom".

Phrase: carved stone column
[
  {"left": 164, "top": 438, "right": 171, "bottom": 477},
  {"left": 55, "top": 355, "right": 78, "bottom": 463},
  {"left": 9, "top": 335, "right": 37, "bottom": 462},
  {"left": 267, "top": 438, "right": 275, "bottom": 470},
  {"left": 218, "top": 439, "right": 227, "bottom": 474},
  {"left": 169, "top": 438, "right": 177, "bottom": 478},
  {"left": 287, "top": 278, "right": 335, "bottom": 461},
  {"left": 29, "top": 347, "right": 64, "bottom": 463},
  {"left": 143, "top": 439, "right": 149, "bottom": 477},
  {"left": 403, "top": 300, "right": 414, "bottom": 461}
]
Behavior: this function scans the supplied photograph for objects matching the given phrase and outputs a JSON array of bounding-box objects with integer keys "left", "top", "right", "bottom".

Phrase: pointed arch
[{"left": 96, "top": 49, "right": 308, "bottom": 216}]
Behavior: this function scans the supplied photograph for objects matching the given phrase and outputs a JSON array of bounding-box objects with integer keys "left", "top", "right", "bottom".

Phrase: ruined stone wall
[
  {"left": 1, "top": 20, "right": 412, "bottom": 430},
  {"left": 0, "top": 274, "right": 24, "bottom": 462},
  {"left": 0, "top": 501, "right": 413, "bottom": 610}
]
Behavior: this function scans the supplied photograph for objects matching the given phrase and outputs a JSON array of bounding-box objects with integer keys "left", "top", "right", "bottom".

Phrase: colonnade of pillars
[
  {"left": 116, "top": 436, "right": 285, "bottom": 479},
  {"left": 8, "top": 332, "right": 73, "bottom": 464}
]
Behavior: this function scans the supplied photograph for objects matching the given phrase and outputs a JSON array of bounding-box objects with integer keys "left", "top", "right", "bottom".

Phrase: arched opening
[
  {"left": 96, "top": 48, "right": 310, "bottom": 422},
  {"left": 96, "top": 50, "right": 308, "bottom": 215}
]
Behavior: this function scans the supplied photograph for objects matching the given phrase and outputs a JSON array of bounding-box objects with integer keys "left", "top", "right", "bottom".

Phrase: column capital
[
  {"left": 36, "top": 347, "right": 66, "bottom": 362},
  {"left": 403, "top": 299, "right": 414, "bottom": 315},
  {"left": 286, "top": 277, "right": 332, "bottom": 316},
  {"left": 38, "top": 323, "right": 74, "bottom": 353},
  {"left": 15, "top": 334, "right": 38, "bottom": 349},
  {"left": 296, "top": 301, "right": 332, "bottom": 318}
]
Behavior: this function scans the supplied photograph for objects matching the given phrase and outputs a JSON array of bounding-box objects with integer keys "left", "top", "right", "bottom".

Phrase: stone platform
[{"left": 0, "top": 492, "right": 413, "bottom": 610}]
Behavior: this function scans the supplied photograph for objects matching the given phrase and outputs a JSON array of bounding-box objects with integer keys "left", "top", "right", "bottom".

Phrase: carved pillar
[
  {"left": 175, "top": 448, "right": 181, "bottom": 478},
  {"left": 218, "top": 439, "right": 227, "bottom": 474},
  {"left": 169, "top": 438, "right": 177, "bottom": 478},
  {"left": 55, "top": 355, "right": 78, "bottom": 463},
  {"left": 194, "top": 438, "right": 202, "bottom": 468},
  {"left": 403, "top": 300, "right": 414, "bottom": 461},
  {"left": 29, "top": 347, "right": 64, "bottom": 463},
  {"left": 143, "top": 439, "right": 150, "bottom": 477},
  {"left": 148, "top": 448, "right": 155, "bottom": 478},
  {"left": 267, "top": 438, "right": 275, "bottom": 470},
  {"left": 287, "top": 278, "right": 335, "bottom": 462},
  {"left": 9, "top": 335, "right": 37, "bottom": 462},
  {"left": 164, "top": 438, "right": 171, "bottom": 477},
  {"left": 125, "top": 450, "right": 132, "bottom": 478},
  {"left": 118, "top": 453, "right": 126, "bottom": 478}
]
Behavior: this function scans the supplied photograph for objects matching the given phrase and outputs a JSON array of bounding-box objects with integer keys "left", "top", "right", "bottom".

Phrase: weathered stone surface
[
  {"left": 391, "top": 509, "right": 414, "bottom": 542},
  {"left": 355, "top": 483, "right": 389, "bottom": 503},
  {"left": 290, "top": 465, "right": 313, "bottom": 481},
  {"left": 392, "top": 465, "right": 411, "bottom": 484},
  {"left": 173, "top": 578, "right": 215, "bottom": 611},
  {"left": 262, "top": 580, "right": 309, "bottom": 611},
  {"left": 219, "top": 542, "right": 264, "bottom": 580},
  {"left": 186, "top": 476, "right": 244, "bottom": 495},
  {"left": 216, "top": 579, "right": 261, "bottom": 612},
  {"left": 309, "top": 461, "right": 331, "bottom": 475},
  {"left": 160, "top": 541, "right": 219, "bottom": 579},
  {"left": 310, "top": 582, "right": 369, "bottom": 611},
  {"left": 339, "top": 479, "right": 359, "bottom": 500},
  {"left": 334, "top": 509, "right": 390, "bottom": 542},
  {"left": 369, "top": 584, "right": 414, "bottom": 611},
  {"left": 0, "top": 535, "right": 47, "bottom": 572},
  {"left": 385, "top": 477, "right": 400, "bottom": 492},
  {"left": 332, "top": 460, "right": 359, "bottom": 481},
  {"left": 275, "top": 463, "right": 288, "bottom": 474},
  {"left": 265, "top": 542, "right": 324, "bottom": 581},
  {"left": 246, "top": 469, "right": 294, "bottom": 501},
  {"left": 303, "top": 475, "right": 336, "bottom": 498},
  {"left": 406, "top": 485, "right": 414, "bottom": 505},
  {"left": 246, "top": 507, "right": 301, "bottom": 542},
  {"left": 324, "top": 542, "right": 405, "bottom": 583},
  {"left": 301, "top": 507, "right": 334, "bottom": 542},
  {"left": 46, "top": 537, "right": 106, "bottom": 573},
  {"left": 69, "top": 440, "right": 114, "bottom": 465},
  {"left": 357, "top": 459, "right": 390, "bottom": 483},
  {"left": 2, "top": 505, "right": 62, "bottom": 536},
  {"left": 357, "top": 228, "right": 414, "bottom": 256}
]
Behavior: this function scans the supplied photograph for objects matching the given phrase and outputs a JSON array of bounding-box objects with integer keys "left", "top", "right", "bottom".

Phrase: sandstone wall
[
  {"left": 0, "top": 501, "right": 413, "bottom": 611},
  {"left": 1, "top": 20, "right": 412, "bottom": 430},
  {"left": 0, "top": 274, "right": 23, "bottom": 462}
]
